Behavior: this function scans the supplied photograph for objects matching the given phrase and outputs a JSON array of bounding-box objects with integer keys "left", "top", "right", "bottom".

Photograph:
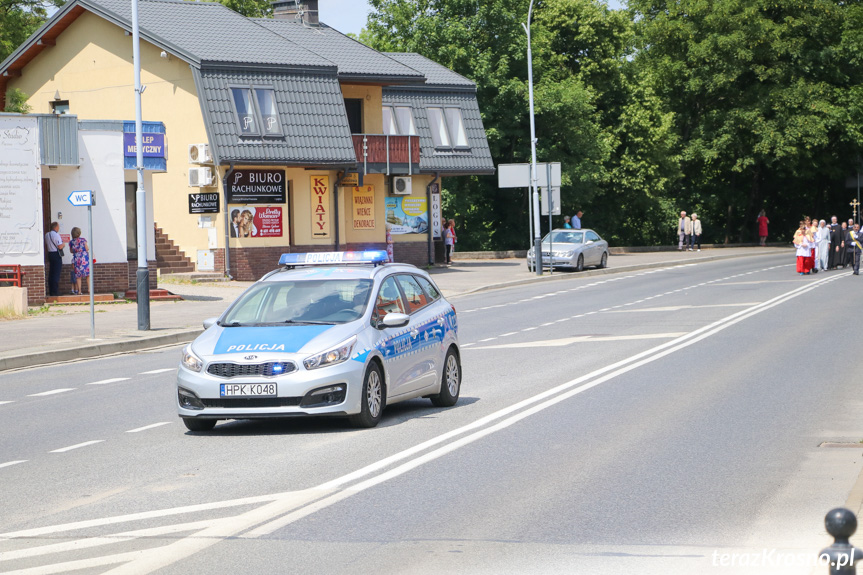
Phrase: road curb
[
  {"left": 0, "top": 328, "right": 202, "bottom": 372},
  {"left": 448, "top": 249, "right": 785, "bottom": 298}
]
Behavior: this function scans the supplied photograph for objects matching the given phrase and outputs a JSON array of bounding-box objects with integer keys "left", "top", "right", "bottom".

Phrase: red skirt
[{"left": 797, "top": 256, "right": 807, "bottom": 273}]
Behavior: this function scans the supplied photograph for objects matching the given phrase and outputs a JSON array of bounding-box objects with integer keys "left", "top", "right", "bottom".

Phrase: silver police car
[{"left": 177, "top": 251, "right": 460, "bottom": 431}]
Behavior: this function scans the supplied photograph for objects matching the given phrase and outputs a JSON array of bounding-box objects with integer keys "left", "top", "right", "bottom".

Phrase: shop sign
[
  {"left": 188, "top": 193, "right": 220, "bottom": 214},
  {"left": 311, "top": 175, "right": 330, "bottom": 238},
  {"left": 227, "top": 169, "right": 286, "bottom": 204},
  {"left": 430, "top": 183, "right": 442, "bottom": 240},
  {"left": 352, "top": 185, "right": 375, "bottom": 230},
  {"left": 342, "top": 172, "right": 359, "bottom": 187},
  {"left": 228, "top": 205, "right": 283, "bottom": 238},
  {"left": 123, "top": 133, "right": 166, "bottom": 158},
  {"left": 385, "top": 196, "right": 428, "bottom": 235},
  {"left": 0, "top": 116, "right": 42, "bottom": 265}
]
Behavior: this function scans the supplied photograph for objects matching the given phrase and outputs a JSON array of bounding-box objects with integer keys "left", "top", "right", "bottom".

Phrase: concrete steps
[
  {"left": 154, "top": 225, "right": 195, "bottom": 273},
  {"left": 160, "top": 272, "right": 229, "bottom": 283},
  {"left": 124, "top": 289, "right": 183, "bottom": 302},
  {"left": 46, "top": 294, "right": 116, "bottom": 304}
]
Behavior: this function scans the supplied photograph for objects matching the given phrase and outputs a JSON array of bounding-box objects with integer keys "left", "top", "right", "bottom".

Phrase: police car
[{"left": 177, "top": 251, "right": 460, "bottom": 431}]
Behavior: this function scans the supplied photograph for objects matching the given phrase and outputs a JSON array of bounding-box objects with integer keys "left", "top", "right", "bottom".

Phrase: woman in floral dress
[{"left": 69, "top": 227, "right": 90, "bottom": 295}]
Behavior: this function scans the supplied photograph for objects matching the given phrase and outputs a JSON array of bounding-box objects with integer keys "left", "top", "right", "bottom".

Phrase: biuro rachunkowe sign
[
  {"left": 226, "top": 170, "right": 286, "bottom": 204},
  {"left": 188, "top": 193, "right": 220, "bottom": 214}
]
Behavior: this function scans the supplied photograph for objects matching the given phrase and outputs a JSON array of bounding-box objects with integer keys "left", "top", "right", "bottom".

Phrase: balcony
[{"left": 352, "top": 134, "right": 421, "bottom": 176}]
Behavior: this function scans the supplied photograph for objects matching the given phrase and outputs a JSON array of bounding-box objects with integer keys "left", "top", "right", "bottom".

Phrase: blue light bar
[{"left": 278, "top": 251, "right": 389, "bottom": 267}]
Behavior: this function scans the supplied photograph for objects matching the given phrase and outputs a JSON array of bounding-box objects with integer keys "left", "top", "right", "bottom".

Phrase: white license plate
[{"left": 220, "top": 383, "right": 277, "bottom": 397}]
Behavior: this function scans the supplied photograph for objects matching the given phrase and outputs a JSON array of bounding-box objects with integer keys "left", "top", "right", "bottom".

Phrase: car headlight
[
  {"left": 555, "top": 250, "right": 575, "bottom": 258},
  {"left": 182, "top": 346, "right": 203, "bottom": 373},
  {"left": 303, "top": 336, "right": 357, "bottom": 370}
]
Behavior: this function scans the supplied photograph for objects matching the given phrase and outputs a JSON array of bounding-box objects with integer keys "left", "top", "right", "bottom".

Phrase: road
[{"left": 1, "top": 253, "right": 861, "bottom": 575}]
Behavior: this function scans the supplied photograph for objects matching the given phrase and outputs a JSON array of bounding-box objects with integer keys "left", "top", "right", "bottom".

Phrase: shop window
[
  {"left": 231, "top": 86, "right": 283, "bottom": 137},
  {"left": 51, "top": 100, "right": 69, "bottom": 114}
]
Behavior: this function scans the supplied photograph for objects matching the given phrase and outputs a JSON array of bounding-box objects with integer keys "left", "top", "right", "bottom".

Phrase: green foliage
[
  {"left": 0, "top": 0, "right": 64, "bottom": 63},
  {"left": 203, "top": 0, "right": 271, "bottom": 18},
  {"left": 4, "top": 87, "right": 31, "bottom": 113}
]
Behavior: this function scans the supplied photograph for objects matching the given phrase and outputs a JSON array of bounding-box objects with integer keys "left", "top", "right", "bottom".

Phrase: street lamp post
[
  {"left": 132, "top": 0, "right": 150, "bottom": 329},
  {"left": 522, "top": 0, "right": 542, "bottom": 276}
]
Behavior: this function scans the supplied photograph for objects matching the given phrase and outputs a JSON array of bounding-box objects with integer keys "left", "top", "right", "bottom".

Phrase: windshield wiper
[
  {"left": 283, "top": 320, "right": 335, "bottom": 325},
  {"left": 220, "top": 321, "right": 243, "bottom": 327}
]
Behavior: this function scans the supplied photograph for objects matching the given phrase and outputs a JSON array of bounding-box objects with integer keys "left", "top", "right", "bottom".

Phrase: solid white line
[
  {"left": 126, "top": 422, "right": 172, "bottom": 433},
  {"left": 87, "top": 378, "right": 130, "bottom": 385},
  {"left": 27, "top": 389, "right": 74, "bottom": 397},
  {"left": 139, "top": 368, "right": 176, "bottom": 375},
  {"left": 0, "top": 461, "right": 27, "bottom": 469},
  {"left": 49, "top": 440, "right": 104, "bottom": 453}
]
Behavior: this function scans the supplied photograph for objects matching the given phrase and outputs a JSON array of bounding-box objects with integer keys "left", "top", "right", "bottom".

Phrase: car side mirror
[
  {"left": 586, "top": 240, "right": 594, "bottom": 244},
  {"left": 380, "top": 313, "right": 409, "bottom": 329},
  {"left": 203, "top": 317, "right": 218, "bottom": 330}
]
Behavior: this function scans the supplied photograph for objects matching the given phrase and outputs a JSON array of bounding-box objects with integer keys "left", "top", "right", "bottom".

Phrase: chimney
[{"left": 272, "top": 0, "right": 319, "bottom": 25}]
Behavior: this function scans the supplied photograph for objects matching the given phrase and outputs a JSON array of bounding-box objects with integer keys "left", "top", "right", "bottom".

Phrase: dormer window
[
  {"left": 231, "top": 86, "right": 282, "bottom": 137},
  {"left": 427, "top": 106, "right": 469, "bottom": 150},
  {"left": 382, "top": 105, "right": 416, "bottom": 136}
]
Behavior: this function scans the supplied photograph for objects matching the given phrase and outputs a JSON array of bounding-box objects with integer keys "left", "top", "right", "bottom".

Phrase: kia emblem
[{"left": 244, "top": 355, "right": 258, "bottom": 360}]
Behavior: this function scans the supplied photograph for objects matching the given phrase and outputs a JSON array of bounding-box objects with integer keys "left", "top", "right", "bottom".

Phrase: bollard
[{"left": 821, "top": 508, "right": 862, "bottom": 574}]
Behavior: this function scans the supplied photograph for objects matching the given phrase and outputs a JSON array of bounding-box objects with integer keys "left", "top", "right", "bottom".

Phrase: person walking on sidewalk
[
  {"left": 444, "top": 220, "right": 456, "bottom": 265},
  {"left": 571, "top": 211, "right": 583, "bottom": 230},
  {"left": 69, "top": 227, "right": 90, "bottom": 295},
  {"left": 563, "top": 215, "right": 572, "bottom": 229},
  {"left": 44, "top": 222, "right": 65, "bottom": 297},
  {"left": 757, "top": 210, "right": 769, "bottom": 246},
  {"left": 677, "top": 211, "right": 689, "bottom": 250},
  {"left": 689, "top": 214, "right": 702, "bottom": 251}
]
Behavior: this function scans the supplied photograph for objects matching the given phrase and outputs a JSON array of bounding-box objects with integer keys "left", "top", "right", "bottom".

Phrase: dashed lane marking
[
  {"left": 126, "top": 422, "right": 172, "bottom": 434},
  {"left": 0, "top": 460, "right": 26, "bottom": 469},
  {"left": 0, "top": 401, "right": 14, "bottom": 405},
  {"left": 28, "top": 388, "right": 74, "bottom": 397},
  {"left": 139, "top": 368, "right": 176, "bottom": 375},
  {"left": 49, "top": 440, "right": 104, "bottom": 453},
  {"left": 469, "top": 333, "right": 688, "bottom": 350},
  {"left": 87, "top": 378, "right": 130, "bottom": 385},
  {"left": 607, "top": 302, "right": 761, "bottom": 313}
]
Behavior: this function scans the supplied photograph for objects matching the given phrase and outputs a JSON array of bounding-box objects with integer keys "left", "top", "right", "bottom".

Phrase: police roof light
[{"left": 279, "top": 251, "right": 389, "bottom": 267}]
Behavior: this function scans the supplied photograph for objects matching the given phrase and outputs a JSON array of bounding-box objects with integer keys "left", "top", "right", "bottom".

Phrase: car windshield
[
  {"left": 221, "top": 279, "right": 373, "bottom": 326},
  {"left": 543, "top": 231, "right": 584, "bottom": 244}
]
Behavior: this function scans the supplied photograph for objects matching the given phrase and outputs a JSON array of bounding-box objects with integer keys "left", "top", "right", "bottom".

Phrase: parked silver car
[{"left": 526, "top": 229, "right": 609, "bottom": 272}]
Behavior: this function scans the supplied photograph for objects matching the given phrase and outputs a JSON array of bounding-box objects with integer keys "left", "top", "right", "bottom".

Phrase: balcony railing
[{"left": 352, "top": 134, "right": 421, "bottom": 176}]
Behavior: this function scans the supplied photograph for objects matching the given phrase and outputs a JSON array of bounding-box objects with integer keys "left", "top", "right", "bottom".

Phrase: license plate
[{"left": 220, "top": 383, "right": 277, "bottom": 397}]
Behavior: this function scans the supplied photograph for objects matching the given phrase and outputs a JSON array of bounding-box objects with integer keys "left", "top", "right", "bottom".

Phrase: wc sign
[{"left": 68, "top": 190, "right": 93, "bottom": 206}]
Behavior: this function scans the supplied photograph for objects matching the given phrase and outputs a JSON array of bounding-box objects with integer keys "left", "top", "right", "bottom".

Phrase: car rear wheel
[
  {"left": 599, "top": 252, "right": 608, "bottom": 268},
  {"left": 431, "top": 348, "right": 461, "bottom": 407},
  {"left": 575, "top": 254, "right": 584, "bottom": 272},
  {"left": 183, "top": 418, "right": 216, "bottom": 432},
  {"left": 349, "top": 362, "right": 384, "bottom": 428}
]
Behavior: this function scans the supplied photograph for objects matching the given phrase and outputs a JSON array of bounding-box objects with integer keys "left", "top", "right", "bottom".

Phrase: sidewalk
[{"left": 0, "top": 247, "right": 786, "bottom": 371}]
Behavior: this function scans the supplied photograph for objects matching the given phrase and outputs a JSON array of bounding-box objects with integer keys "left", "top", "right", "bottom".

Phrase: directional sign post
[{"left": 68, "top": 190, "right": 95, "bottom": 340}]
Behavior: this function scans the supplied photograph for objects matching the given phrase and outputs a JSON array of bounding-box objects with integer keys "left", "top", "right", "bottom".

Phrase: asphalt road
[{"left": 1, "top": 253, "right": 862, "bottom": 575}]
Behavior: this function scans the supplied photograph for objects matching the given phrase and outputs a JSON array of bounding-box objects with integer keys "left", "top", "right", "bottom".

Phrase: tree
[
  {"left": 4, "top": 87, "right": 31, "bottom": 113},
  {"left": 207, "top": 0, "right": 270, "bottom": 18},
  {"left": 0, "top": 0, "right": 64, "bottom": 63}
]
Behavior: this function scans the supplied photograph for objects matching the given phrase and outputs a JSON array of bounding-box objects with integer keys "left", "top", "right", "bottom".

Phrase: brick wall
[
  {"left": 21, "top": 265, "right": 46, "bottom": 306},
  {"left": 58, "top": 262, "right": 131, "bottom": 295},
  {"left": 127, "top": 260, "right": 158, "bottom": 291}
]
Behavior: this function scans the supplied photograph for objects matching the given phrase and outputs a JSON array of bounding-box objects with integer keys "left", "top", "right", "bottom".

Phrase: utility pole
[
  {"left": 522, "top": 0, "right": 542, "bottom": 276},
  {"left": 132, "top": 0, "right": 150, "bottom": 330}
]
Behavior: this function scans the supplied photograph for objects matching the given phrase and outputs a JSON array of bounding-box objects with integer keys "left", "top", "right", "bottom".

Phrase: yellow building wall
[
  {"left": 340, "top": 84, "right": 382, "bottom": 134},
  {"left": 9, "top": 11, "right": 213, "bottom": 267}
]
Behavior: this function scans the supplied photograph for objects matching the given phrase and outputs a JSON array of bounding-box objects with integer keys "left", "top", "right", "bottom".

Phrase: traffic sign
[{"left": 68, "top": 190, "right": 93, "bottom": 206}]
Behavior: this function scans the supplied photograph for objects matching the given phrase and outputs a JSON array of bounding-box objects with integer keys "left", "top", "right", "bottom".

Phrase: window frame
[
  {"left": 372, "top": 276, "right": 409, "bottom": 327},
  {"left": 382, "top": 104, "right": 417, "bottom": 136},
  {"left": 426, "top": 105, "right": 470, "bottom": 151},
  {"left": 228, "top": 85, "right": 284, "bottom": 139}
]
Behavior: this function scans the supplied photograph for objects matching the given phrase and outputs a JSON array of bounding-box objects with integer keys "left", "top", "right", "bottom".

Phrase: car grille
[
  {"left": 206, "top": 361, "right": 297, "bottom": 378},
  {"left": 201, "top": 397, "right": 302, "bottom": 408}
]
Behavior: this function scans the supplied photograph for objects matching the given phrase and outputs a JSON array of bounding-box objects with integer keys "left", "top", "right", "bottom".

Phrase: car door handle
[
  {"left": 411, "top": 329, "right": 419, "bottom": 338},
  {"left": 437, "top": 318, "right": 445, "bottom": 326}
]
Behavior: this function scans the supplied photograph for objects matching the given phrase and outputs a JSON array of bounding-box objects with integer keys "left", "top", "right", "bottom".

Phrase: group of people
[
  {"left": 44, "top": 222, "right": 91, "bottom": 297},
  {"left": 563, "top": 210, "right": 583, "bottom": 230},
  {"left": 794, "top": 216, "right": 862, "bottom": 275},
  {"left": 229, "top": 209, "right": 257, "bottom": 238},
  {"left": 676, "top": 211, "right": 704, "bottom": 251}
]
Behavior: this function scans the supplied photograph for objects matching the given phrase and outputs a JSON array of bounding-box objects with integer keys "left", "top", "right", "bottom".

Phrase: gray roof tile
[{"left": 384, "top": 53, "right": 475, "bottom": 88}]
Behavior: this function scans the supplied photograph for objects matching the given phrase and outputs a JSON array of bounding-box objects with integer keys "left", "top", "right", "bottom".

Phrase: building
[{"left": 0, "top": 0, "right": 494, "bottom": 303}]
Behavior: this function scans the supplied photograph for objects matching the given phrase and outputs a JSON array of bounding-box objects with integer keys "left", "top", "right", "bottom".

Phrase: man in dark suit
[{"left": 229, "top": 209, "right": 240, "bottom": 238}]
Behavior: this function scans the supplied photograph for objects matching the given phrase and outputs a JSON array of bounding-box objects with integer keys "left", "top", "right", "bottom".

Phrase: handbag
[{"left": 58, "top": 247, "right": 65, "bottom": 257}]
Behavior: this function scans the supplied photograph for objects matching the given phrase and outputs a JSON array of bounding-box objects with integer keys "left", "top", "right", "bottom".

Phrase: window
[
  {"left": 374, "top": 277, "right": 407, "bottom": 322},
  {"left": 444, "top": 108, "right": 468, "bottom": 147},
  {"left": 427, "top": 106, "right": 470, "bottom": 150},
  {"left": 427, "top": 107, "right": 450, "bottom": 148},
  {"left": 414, "top": 276, "right": 441, "bottom": 302},
  {"left": 344, "top": 99, "right": 363, "bottom": 134},
  {"left": 382, "top": 106, "right": 417, "bottom": 136},
  {"left": 396, "top": 275, "right": 428, "bottom": 313},
  {"left": 230, "top": 87, "right": 283, "bottom": 137},
  {"left": 586, "top": 231, "right": 601, "bottom": 242},
  {"left": 51, "top": 100, "right": 69, "bottom": 115},
  {"left": 125, "top": 183, "right": 137, "bottom": 260}
]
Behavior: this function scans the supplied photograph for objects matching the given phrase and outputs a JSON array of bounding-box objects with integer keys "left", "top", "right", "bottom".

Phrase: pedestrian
[
  {"left": 816, "top": 220, "right": 830, "bottom": 271},
  {"left": 757, "top": 210, "right": 769, "bottom": 245},
  {"left": 44, "top": 221, "right": 65, "bottom": 297},
  {"left": 839, "top": 221, "right": 850, "bottom": 268},
  {"left": 828, "top": 216, "right": 841, "bottom": 269},
  {"left": 793, "top": 221, "right": 812, "bottom": 275},
  {"left": 572, "top": 211, "right": 583, "bottom": 230},
  {"left": 849, "top": 223, "right": 863, "bottom": 275},
  {"left": 69, "top": 227, "right": 90, "bottom": 295},
  {"left": 563, "top": 215, "right": 572, "bottom": 229},
  {"left": 444, "top": 219, "right": 456, "bottom": 265},
  {"left": 677, "top": 211, "right": 688, "bottom": 250},
  {"left": 689, "top": 213, "right": 702, "bottom": 251},
  {"left": 807, "top": 217, "right": 818, "bottom": 273}
]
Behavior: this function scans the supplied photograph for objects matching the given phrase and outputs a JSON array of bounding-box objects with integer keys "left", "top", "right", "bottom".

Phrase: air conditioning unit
[
  {"left": 188, "top": 167, "right": 214, "bottom": 187},
  {"left": 188, "top": 143, "right": 212, "bottom": 164},
  {"left": 392, "top": 176, "right": 412, "bottom": 195}
]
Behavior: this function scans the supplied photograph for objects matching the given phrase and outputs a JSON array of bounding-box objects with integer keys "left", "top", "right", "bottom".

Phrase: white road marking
[
  {"left": 460, "top": 343, "right": 475, "bottom": 348},
  {"left": 49, "top": 440, "right": 104, "bottom": 453},
  {"left": 28, "top": 388, "right": 74, "bottom": 397},
  {"left": 87, "top": 378, "right": 130, "bottom": 385},
  {"left": 0, "top": 401, "right": 14, "bottom": 405},
  {"left": 478, "top": 337, "right": 496, "bottom": 342},
  {"left": 499, "top": 332, "right": 517, "bottom": 337},
  {"left": 0, "top": 461, "right": 26, "bottom": 469},
  {"left": 139, "top": 368, "right": 176, "bottom": 375},
  {"left": 608, "top": 302, "right": 761, "bottom": 313},
  {"left": 126, "top": 422, "right": 172, "bottom": 433},
  {"left": 471, "top": 333, "right": 688, "bottom": 349}
]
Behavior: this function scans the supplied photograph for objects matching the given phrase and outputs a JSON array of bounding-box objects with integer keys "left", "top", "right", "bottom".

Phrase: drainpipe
[
  {"left": 427, "top": 172, "right": 439, "bottom": 266},
  {"left": 222, "top": 162, "right": 235, "bottom": 279},
  {"left": 334, "top": 168, "right": 350, "bottom": 251}
]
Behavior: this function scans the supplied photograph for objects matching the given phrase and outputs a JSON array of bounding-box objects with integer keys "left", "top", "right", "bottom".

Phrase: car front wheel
[
  {"left": 431, "top": 348, "right": 461, "bottom": 407},
  {"left": 349, "top": 362, "right": 384, "bottom": 428}
]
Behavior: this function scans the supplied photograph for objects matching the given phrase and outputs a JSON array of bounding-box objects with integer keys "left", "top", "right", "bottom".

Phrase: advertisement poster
[
  {"left": 228, "top": 205, "right": 283, "bottom": 238},
  {"left": 352, "top": 185, "right": 375, "bottom": 230},
  {"left": 311, "top": 175, "right": 330, "bottom": 238},
  {"left": 385, "top": 196, "right": 428, "bottom": 235},
  {"left": 0, "top": 116, "right": 43, "bottom": 264},
  {"left": 188, "top": 192, "right": 220, "bottom": 214},
  {"left": 430, "top": 183, "right": 442, "bottom": 240},
  {"left": 227, "top": 169, "right": 286, "bottom": 204}
]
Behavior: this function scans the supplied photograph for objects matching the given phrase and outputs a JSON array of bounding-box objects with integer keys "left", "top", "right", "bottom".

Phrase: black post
[{"left": 820, "top": 508, "right": 860, "bottom": 574}]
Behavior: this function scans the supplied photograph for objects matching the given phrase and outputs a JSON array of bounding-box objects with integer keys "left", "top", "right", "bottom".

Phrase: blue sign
[
  {"left": 68, "top": 190, "right": 93, "bottom": 207},
  {"left": 123, "top": 133, "right": 165, "bottom": 158}
]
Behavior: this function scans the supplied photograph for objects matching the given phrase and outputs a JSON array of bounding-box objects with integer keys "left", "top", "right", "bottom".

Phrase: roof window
[
  {"left": 382, "top": 106, "right": 416, "bottom": 136},
  {"left": 427, "top": 106, "right": 469, "bottom": 150},
  {"left": 231, "top": 87, "right": 283, "bottom": 137}
]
